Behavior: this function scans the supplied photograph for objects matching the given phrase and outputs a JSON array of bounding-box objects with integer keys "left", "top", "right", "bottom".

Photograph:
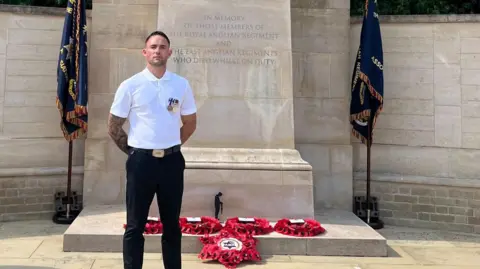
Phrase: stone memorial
[{"left": 64, "top": 0, "right": 387, "bottom": 257}]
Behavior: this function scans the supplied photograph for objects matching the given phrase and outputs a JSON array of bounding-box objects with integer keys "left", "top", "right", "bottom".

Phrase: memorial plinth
[
  {"left": 63, "top": 204, "right": 388, "bottom": 257},
  {"left": 81, "top": 0, "right": 312, "bottom": 239},
  {"left": 146, "top": 147, "right": 313, "bottom": 220}
]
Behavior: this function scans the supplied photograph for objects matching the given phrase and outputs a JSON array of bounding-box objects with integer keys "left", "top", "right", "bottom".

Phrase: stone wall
[
  {"left": 350, "top": 15, "right": 480, "bottom": 233},
  {"left": 0, "top": 6, "right": 88, "bottom": 221},
  {"left": 291, "top": 0, "right": 353, "bottom": 211}
]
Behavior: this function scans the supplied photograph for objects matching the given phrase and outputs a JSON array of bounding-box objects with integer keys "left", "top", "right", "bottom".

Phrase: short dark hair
[{"left": 145, "top": 31, "right": 170, "bottom": 45}]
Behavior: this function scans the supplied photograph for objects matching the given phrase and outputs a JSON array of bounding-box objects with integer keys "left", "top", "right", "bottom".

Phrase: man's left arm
[{"left": 180, "top": 81, "right": 197, "bottom": 145}]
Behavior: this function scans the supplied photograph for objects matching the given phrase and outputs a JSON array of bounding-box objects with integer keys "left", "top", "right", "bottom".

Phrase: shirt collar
[{"left": 142, "top": 67, "right": 171, "bottom": 82}]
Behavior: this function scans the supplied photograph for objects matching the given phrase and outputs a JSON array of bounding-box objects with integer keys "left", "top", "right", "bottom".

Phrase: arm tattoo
[{"left": 107, "top": 114, "right": 129, "bottom": 154}]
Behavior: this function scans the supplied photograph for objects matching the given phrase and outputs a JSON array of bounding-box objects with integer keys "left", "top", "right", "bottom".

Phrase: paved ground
[{"left": 0, "top": 220, "right": 479, "bottom": 269}]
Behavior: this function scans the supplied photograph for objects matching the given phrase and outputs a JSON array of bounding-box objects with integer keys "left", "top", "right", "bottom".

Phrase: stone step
[{"left": 62, "top": 205, "right": 388, "bottom": 257}]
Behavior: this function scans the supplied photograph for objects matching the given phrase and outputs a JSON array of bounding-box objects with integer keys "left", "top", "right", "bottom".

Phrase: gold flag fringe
[
  {"left": 350, "top": 109, "right": 370, "bottom": 122},
  {"left": 74, "top": 105, "right": 88, "bottom": 116},
  {"left": 358, "top": 71, "right": 383, "bottom": 104},
  {"left": 352, "top": 128, "right": 368, "bottom": 144},
  {"left": 56, "top": 97, "right": 88, "bottom": 142},
  {"left": 60, "top": 123, "right": 86, "bottom": 142}
]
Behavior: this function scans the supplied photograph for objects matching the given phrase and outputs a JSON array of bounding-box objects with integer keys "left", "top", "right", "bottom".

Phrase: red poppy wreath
[
  {"left": 198, "top": 229, "right": 261, "bottom": 269},
  {"left": 224, "top": 217, "right": 273, "bottom": 235},
  {"left": 179, "top": 216, "right": 223, "bottom": 235},
  {"left": 123, "top": 217, "right": 163, "bottom": 234},
  {"left": 274, "top": 218, "right": 326, "bottom": 237}
]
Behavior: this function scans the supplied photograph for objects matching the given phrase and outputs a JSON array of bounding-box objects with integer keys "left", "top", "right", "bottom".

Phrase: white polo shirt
[{"left": 110, "top": 68, "right": 197, "bottom": 149}]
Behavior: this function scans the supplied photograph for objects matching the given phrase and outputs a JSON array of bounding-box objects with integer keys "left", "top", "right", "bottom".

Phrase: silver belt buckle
[{"left": 152, "top": 149, "right": 165, "bottom": 158}]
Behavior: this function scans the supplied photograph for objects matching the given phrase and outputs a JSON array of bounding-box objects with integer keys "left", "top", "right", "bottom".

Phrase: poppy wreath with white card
[
  {"left": 198, "top": 228, "right": 261, "bottom": 269},
  {"left": 179, "top": 216, "right": 223, "bottom": 235},
  {"left": 223, "top": 217, "right": 273, "bottom": 236},
  {"left": 273, "top": 218, "right": 326, "bottom": 237}
]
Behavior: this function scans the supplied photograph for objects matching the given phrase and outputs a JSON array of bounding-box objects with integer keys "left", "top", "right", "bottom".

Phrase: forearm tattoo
[{"left": 107, "top": 114, "right": 129, "bottom": 154}]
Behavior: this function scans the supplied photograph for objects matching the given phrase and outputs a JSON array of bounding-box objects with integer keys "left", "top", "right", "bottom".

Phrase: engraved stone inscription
[
  {"left": 170, "top": 15, "right": 280, "bottom": 41},
  {"left": 169, "top": 13, "right": 281, "bottom": 67},
  {"left": 156, "top": 1, "right": 295, "bottom": 148},
  {"left": 172, "top": 48, "right": 278, "bottom": 66}
]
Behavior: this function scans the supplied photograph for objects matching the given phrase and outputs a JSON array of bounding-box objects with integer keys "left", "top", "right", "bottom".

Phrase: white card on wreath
[
  {"left": 147, "top": 217, "right": 159, "bottom": 221},
  {"left": 187, "top": 217, "right": 201, "bottom": 222},
  {"left": 289, "top": 219, "right": 305, "bottom": 224},
  {"left": 238, "top": 217, "right": 255, "bottom": 222}
]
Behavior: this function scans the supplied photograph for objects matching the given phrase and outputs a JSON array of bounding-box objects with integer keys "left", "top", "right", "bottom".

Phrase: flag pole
[
  {"left": 66, "top": 140, "right": 73, "bottom": 219},
  {"left": 365, "top": 100, "right": 382, "bottom": 229},
  {"left": 53, "top": 138, "right": 80, "bottom": 224},
  {"left": 350, "top": 0, "right": 384, "bottom": 230},
  {"left": 53, "top": 0, "right": 88, "bottom": 225},
  {"left": 366, "top": 112, "right": 374, "bottom": 224}
]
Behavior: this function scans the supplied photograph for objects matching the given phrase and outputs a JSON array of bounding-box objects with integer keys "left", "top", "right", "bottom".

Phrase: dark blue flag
[
  {"left": 350, "top": 0, "right": 384, "bottom": 144},
  {"left": 56, "top": 0, "right": 88, "bottom": 141}
]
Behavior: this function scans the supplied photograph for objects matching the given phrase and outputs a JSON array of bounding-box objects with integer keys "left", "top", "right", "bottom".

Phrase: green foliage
[
  {"left": 1, "top": 0, "right": 478, "bottom": 15},
  {"left": 351, "top": 0, "right": 480, "bottom": 15},
  {"left": 0, "top": 0, "right": 92, "bottom": 9}
]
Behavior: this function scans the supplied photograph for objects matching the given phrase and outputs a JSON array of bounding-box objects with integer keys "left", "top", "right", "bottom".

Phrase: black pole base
[
  {"left": 52, "top": 191, "right": 83, "bottom": 225},
  {"left": 359, "top": 217, "right": 384, "bottom": 230},
  {"left": 353, "top": 195, "right": 384, "bottom": 230},
  {"left": 52, "top": 210, "right": 80, "bottom": 225}
]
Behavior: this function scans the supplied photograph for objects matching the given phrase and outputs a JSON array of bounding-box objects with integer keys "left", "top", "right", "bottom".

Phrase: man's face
[{"left": 142, "top": 35, "right": 172, "bottom": 67}]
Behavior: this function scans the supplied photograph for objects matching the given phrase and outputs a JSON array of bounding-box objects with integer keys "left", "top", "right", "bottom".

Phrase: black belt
[{"left": 130, "top": 145, "right": 181, "bottom": 158}]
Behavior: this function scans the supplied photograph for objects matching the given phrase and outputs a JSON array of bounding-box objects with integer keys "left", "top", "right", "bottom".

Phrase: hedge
[
  {"left": 0, "top": 0, "right": 92, "bottom": 9},
  {"left": 351, "top": 0, "right": 480, "bottom": 15},
  {"left": 1, "top": 0, "right": 479, "bottom": 15}
]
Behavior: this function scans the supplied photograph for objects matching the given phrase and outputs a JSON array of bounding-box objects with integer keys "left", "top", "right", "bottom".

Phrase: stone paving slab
[
  {"left": 377, "top": 226, "right": 480, "bottom": 248},
  {"left": 401, "top": 246, "right": 480, "bottom": 266},
  {"left": 89, "top": 259, "right": 362, "bottom": 269},
  {"left": 362, "top": 266, "right": 478, "bottom": 269},
  {"left": 1, "top": 219, "right": 480, "bottom": 269},
  {"left": 0, "top": 258, "right": 95, "bottom": 269},
  {"left": 288, "top": 245, "right": 417, "bottom": 265},
  {"left": 0, "top": 238, "right": 44, "bottom": 259}
]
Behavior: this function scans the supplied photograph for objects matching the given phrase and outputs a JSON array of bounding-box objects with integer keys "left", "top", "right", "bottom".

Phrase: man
[{"left": 107, "top": 30, "right": 197, "bottom": 269}]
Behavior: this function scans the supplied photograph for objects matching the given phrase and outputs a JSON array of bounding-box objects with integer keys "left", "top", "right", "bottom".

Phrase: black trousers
[{"left": 123, "top": 147, "right": 185, "bottom": 269}]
